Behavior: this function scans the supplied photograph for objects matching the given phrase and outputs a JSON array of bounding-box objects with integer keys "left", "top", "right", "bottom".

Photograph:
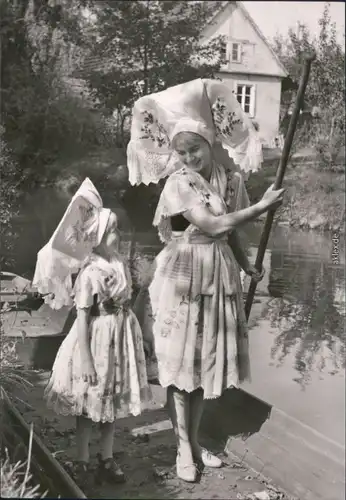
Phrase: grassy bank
[
  {"left": 0, "top": 306, "right": 42, "bottom": 498},
  {"left": 0, "top": 329, "right": 43, "bottom": 498},
  {"left": 246, "top": 152, "right": 345, "bottom": 233}
]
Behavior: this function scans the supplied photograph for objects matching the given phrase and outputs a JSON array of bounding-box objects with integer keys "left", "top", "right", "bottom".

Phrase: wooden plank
[
  {"left": 226, "top": 431, "right": 344, "bottom": 500},
  {"left": 226, "top": 442, "right": 319, "bottom": 500},
  {"left": 260, "top": 407, "right": 345, "bottom": 468},
  {"left": 201, "top": 389, "right": 345, "bottom": 500}
]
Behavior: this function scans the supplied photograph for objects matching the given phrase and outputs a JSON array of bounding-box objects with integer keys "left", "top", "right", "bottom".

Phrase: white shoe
[
  {"left": 196, "top": 448, "right": 223, "bottom": 468},
  {"left": 176, "top": 453, "right": 197, "bottom": 482}
]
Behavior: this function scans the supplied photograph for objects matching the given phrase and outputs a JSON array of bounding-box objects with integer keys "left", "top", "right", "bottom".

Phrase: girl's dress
[
  {"left": 134, "top": 162, "right": 251, "bottom": 400},
  {"left": 44, "top": 253, "right": 150, "bottom": 422}
]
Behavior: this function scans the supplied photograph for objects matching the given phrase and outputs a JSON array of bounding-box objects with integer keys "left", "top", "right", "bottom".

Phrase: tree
[
  {"left": 0, "top": 126, "right": 21, "bottom": 270},
  {"left": 0, "top": 0, "right": 124, "bottom": 269},
  {"left": 271, "top": 3, "right": 345, "bottom": 169},
  {"left": 82, "top": 0, "right": 225, "bottom": 146},
  {"left": 0, "top": 0, "right": 110, "bottom": 182}
]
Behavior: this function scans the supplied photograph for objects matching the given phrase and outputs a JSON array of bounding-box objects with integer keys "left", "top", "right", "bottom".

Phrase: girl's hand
[
  {"left": 143, "top": 338, "right": 153, "bottom": 358},
  {"left": 105, "top": 274, "right": 117, "bottom": 288},
  {"left": 245, "top": 264, "right": 265, "bottom": 283},
  {"left": 261, "top": 184, "right": 285, "bottom": 210},
  {"left": 81, "top": 358, "right": 97, "bottom": 386}
]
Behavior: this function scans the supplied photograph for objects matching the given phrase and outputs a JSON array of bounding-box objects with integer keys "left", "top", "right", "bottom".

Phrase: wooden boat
[{"left": 1, "top": 271, "right": 74, "bottom": 370}]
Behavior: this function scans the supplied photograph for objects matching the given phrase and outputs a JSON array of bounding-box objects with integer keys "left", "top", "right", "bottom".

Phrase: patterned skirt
[
  {"left": 134, "top": 233, "right": 250, "bottom": 400},
  {"left": 44, "top": 309, "right": 151, "bottom": 422}
]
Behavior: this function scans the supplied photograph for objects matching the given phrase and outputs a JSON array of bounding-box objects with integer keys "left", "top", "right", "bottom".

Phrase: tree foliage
[
  {"left": 0, "top": 0, "right": 114, "bottom": 184},
  {"left": 272, "top": 2, "right": 345, "bottom": 169},
  {"left": 0, "top": 127, "right": 22, "bottom": 270},
  {"left": 0, "top": 0, "right": 117, "bottom": 267},
  {"left": 0, "top": 0, "right": 226, "bottom": 250},
  {"left": 82, "top": 0, "right": 225, "bottom": 146}
]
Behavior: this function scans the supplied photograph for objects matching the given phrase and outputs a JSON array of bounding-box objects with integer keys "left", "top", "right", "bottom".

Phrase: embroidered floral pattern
[
  {"left": 225, "top": 168, "right": 236, "bottom": 209},
  {"left": 178, "top": 167, "right": 220, "bottom": 210},
  {"left": 139, "top": 110, "right": 170, "bottom": 148},
  {"left": 212, "top": 97, "right": 241, "bottom": 137},
  {"left": 65, "top": 204, "right": 97, "bottom": 250}
]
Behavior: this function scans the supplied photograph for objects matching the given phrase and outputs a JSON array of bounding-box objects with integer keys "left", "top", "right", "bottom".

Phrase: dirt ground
[{"left": 13, "top": 371, "right": 297, "bottom": 500}]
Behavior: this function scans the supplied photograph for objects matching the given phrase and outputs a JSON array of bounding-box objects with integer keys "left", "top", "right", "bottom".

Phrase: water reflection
[
  {"left": 265, "top": 253, "right": 345, "bottom": 388},
  {"left": 238, "top": 228, "right": 345, "bottom": 442}
]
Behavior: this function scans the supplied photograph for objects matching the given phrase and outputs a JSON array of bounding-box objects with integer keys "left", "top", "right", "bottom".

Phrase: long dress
[
  {"left": 44, "top": 253, "right": 151, "bottom": 422},
  {"left": 134, "top": 162, "right": 251, "bottom": 400}
]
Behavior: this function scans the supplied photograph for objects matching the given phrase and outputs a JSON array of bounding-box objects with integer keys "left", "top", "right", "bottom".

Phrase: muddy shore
[{"left": 12, "top": 373, "right": 297, "bottom": 500}]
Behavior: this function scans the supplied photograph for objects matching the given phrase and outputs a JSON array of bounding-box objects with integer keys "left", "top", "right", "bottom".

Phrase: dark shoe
[
  {"left": 96, "top": 454, "right": 126, "bottom": 484},
  {"left": 69, "top": 461, "right": 93, "bottom": 489}
]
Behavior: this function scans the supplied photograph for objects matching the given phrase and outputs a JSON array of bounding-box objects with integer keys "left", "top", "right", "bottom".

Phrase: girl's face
[
  {"left": 173, "top": 132, "right": 212, "bottom": 177},
  {"left": 101, "top": 212, "right": 120, "bottom": 252}
]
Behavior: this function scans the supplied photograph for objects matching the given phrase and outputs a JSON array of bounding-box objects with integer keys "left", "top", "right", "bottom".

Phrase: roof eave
[
  {"left": 217, "top": 69, "right": 287, "bottom": 79},
  {"left": 236, "top": 1, "right": 288, "bottom": 77}
]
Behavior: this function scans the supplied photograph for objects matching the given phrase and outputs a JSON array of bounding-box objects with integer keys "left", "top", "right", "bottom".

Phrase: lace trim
[
  {"left": 223, "top": 130, "right": 263, "bottom": 174},
  {"left": 127, "top": 140, "right": 178, "bottom": 186},
  {"left": 44, "top": 385, "right": 152, "bottom": 423},
  {"left": 157, "top": 379, "right": 240, "bottom": 399},
  {"left": 153, "top": 168, "right": 213, "bottom": 243},
  {"left": 32, "top": 244, "right": 84, "bottom": 310},
  {"left": 34, "top": 275, "right": 74, "bottom": 309}
]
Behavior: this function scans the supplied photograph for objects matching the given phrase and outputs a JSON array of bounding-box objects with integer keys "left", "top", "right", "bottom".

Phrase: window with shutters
[
  {"left": 231, "top": 42, "right": 242, "bottom": 62},
  {"left": 235, "top": 83, "right": 256, "bottom": 117}
]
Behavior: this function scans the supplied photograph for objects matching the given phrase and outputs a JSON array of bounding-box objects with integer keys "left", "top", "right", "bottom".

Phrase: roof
[
  {"left": 203, "top": 0, "right": 230, "bottom": 24},
  {"left": 236, "top": 1, "right": 288, "bottom": 77},
  {"left": 204, "top": 1, "right": 288, "bottom": 78}
]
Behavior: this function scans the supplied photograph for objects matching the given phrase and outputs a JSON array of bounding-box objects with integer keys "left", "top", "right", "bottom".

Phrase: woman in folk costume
[
  {"left": 127, "top": 78, "right": 284, "bottom": 482},
  {"left": 32, "top": 178, "right": 150, "bottom": 487}
]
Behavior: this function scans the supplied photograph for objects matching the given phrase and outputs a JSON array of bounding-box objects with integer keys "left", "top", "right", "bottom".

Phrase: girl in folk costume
[
  {"left": 127, "top": 79, "right": 284, "bottom": 482},
  {"left": 32, "top": 178, "right": 150, "bottom": 486}
]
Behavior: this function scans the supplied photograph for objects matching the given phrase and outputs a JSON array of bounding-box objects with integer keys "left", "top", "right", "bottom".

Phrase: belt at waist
[
  {"left": 170, "top": 231, "right": 227, "bottom": 245},
  {"left": 90, "top": 301, "right": 129, "bottom": 317}
]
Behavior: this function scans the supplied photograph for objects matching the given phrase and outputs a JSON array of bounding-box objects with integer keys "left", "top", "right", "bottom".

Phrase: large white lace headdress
[
  {"left": 32, "top": 177, "right": 112, "bottom": 310},
  {"left": 127, "top": 78, "right": 263, "bottom": 186}
]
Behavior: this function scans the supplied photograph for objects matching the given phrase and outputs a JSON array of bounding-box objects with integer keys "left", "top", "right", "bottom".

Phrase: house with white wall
[{"left": 201, "top": 1, "right": 288, "bottom": 147}]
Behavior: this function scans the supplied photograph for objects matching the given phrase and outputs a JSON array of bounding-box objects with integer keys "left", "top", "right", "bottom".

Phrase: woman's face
[
  {"left": 173, "top": 132, "right": 212, "bottom": 176},
  {"left": 102, "top": 212, "right": 121, "bottom": 251}
]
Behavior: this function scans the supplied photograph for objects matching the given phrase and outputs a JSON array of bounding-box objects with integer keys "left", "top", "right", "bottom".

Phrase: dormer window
[
  {"left": 220, "top": 44, "right": 227, "bottom": 64},
  {"left": 231, "top": 42, "right": 242, "bottom": 63}
]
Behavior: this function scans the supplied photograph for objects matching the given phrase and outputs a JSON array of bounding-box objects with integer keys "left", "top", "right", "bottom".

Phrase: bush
[
  {"left": 1, "top": 0, "right": 119, "bottom": 188},
  {"left": 0, "top": 337, "right": 33, "bottom": 400},
  {"left": 1, "top": 453, "right": 43, "bottom": 499},
  {"left": 3, "top": 73, "right": 118, "bottom": 186},
  {"left": 0, "top": 325, "right": 43, "bottom": 498},
  {"left": 0, "top": 128, "right": 23, "bottom": 270}
]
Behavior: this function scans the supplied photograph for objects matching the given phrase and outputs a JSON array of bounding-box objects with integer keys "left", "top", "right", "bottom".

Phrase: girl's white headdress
[
  {"left": 32, "top": 178, "right": 112, "bottom": 310},
  {"left": 127, "top": 78, "right": 263, "bottom": 185}
]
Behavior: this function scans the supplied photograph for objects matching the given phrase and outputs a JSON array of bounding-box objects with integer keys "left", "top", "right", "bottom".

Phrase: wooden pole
[{"left": 244, "top": 52, "right": 316, "bottom": 321}]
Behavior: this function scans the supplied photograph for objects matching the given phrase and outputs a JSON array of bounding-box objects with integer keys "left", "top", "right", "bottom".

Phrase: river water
[{"left": 6, "top": 203, "right": 345, "bottom": 448}]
